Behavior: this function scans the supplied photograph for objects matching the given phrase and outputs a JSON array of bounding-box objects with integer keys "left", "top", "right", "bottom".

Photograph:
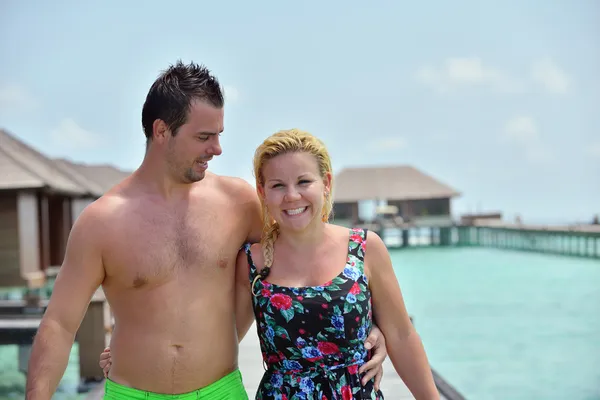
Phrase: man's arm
[
  {"left": 26, "top": 205, "right": 106, "bottom": 400},
  {"left": 234, "top": 248, "right": 255, "bottom": 342},
  {"left": 231, "top": 177, "right": 262, "bottom": 244}
]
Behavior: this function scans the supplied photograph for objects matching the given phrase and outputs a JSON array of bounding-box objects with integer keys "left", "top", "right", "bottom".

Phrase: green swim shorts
[{"left": 103, "top": 369, "right": 248, "bottom": 399}]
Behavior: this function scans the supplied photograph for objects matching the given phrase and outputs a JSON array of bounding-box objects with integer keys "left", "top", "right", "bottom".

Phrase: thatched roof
[
  {"left": 333, "top": 165, "right": 460, "bottom": 202},
  {"left": 53, "top": 159, "right": 131, "bottom": 196},
  {"left": 0, "top": 129, "right": 87, "bottom": 194},
  {"left": 0, "top": 128, "right": 130, "bottom": 196}
]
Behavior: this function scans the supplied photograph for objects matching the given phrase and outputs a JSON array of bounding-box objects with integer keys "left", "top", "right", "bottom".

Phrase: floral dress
[{"left": 243, "top": 228, "right": 384, "bottom": 400}]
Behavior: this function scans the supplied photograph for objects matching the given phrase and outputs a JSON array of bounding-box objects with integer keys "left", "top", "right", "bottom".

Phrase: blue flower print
[{"left": 343, "top": 266, "right": 360, "bottom": 281}]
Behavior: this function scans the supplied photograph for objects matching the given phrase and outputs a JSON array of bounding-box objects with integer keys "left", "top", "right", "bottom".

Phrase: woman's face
[{"left": 261, "top": 151, "right": 331, "bottom": 233}]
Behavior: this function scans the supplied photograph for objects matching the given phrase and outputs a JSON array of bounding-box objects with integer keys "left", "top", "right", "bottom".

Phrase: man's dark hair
[{"left": 141, "top": 60, "right": 224, "bottom": 140}]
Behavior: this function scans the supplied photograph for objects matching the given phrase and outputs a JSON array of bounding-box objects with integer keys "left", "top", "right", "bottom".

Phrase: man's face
[{"left": 166, "top": 100, "right": 224, "bottom": 183}]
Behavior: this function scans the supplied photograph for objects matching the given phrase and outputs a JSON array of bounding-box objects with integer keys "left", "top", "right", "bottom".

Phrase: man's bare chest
[{"left": 103, "top": 207, "right": 245, "bottom": 289}]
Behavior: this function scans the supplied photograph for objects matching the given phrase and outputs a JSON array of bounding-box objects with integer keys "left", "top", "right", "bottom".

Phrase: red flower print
[
  {"left": 297, "top": 296, "right": 304, "bottom": 301},
  {"left": 282, "top": 395, "right": 288, "bottom": 400},
  {"left": 317, "top": 341, "right": 339, "bottom": 355},
  {"left": 261, "top": 289, "right": 272, "bottom": 297},
  {"left": 267, "top": 354, "right": 280, "bottom": 363},
  {"left": 324, "top": 280, "right": 332, "bottom": 286},
  {"left": 348, "top": 364, "right": 358, "bottom": 375},
  {"left": 321, "top": 303, "right": 328, "bottom": 309},
  {"left": 349, "top": 282, "right": 360, "bottom": 295},
  {"left": 350, "top": 234, "right": 363, "bottom": 243},
  {"left": 299, "top": 329, "right": 306, "bottom": 334},
  {"left": 341, "top": 385, "right": 353, "bottom": 400},
  {"left": 270, "top": 293, "right": 293, "bottom": 310}
]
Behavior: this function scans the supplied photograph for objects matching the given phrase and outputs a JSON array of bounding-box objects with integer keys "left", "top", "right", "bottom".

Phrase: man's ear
[{"left": 152, "top": 119, "right": 170, "bottom": 144}]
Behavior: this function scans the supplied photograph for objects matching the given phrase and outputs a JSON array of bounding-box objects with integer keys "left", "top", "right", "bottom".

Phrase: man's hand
[{"left": 359, "top": 324, "right": 387, "bottom": 390}]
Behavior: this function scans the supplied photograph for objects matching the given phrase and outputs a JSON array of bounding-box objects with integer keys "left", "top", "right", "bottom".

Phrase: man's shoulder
[
  {"left": 76, "top": 192, "right": 128, "bottom": 225},
  {"left": 211, "top": 173, "right": 256, "bottom": 200}
]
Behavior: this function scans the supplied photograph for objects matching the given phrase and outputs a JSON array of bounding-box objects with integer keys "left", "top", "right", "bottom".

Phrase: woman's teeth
[{"left": 285, "top": 207, "right": 307, "bottom": 216}]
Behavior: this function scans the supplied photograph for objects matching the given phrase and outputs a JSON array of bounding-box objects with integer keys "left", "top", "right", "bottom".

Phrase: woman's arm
[{"left": 366, "top": 231, "right": 439, "bottom": 400}]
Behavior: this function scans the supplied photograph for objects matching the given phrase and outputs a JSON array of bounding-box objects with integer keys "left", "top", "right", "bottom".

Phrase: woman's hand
[{"left": 98, "top": 346, "right": 112, "bottom": 378}]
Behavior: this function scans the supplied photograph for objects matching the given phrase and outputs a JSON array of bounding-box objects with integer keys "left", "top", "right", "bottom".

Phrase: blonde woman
[{"left": 233, "top": 129, "right": 439, "bottom": 399}]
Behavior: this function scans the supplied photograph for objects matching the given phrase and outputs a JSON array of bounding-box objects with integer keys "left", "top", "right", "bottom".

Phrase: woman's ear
[
  {"left": 323, "top": 172, "right": 333, "bottom": 194},
  {"left": 257, "top": 184, "right": 265, "bottom": 199}
]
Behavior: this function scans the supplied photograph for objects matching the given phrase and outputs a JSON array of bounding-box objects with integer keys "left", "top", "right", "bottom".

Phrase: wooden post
[
  {"left": 402, "top": 229, "right": 409, "bottom": 247},
  {"left": 17, "top": 192, "right": 44, "bottom": 289}
]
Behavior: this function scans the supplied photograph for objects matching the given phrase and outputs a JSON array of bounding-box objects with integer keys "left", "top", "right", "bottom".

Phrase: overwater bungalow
[
  {"left": 331, "top": 165, "right": 461, "bottom": 228},
  {"left": 0, "top": 128, "right": 130, "bottom": 290}
]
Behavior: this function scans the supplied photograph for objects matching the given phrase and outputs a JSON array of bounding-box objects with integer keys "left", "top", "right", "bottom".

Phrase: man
[{"left": 25, "top": 61, "right": 387, "bottom": 399}]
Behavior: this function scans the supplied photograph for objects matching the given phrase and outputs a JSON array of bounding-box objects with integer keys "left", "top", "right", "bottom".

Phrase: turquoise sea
[
  {"left": 390, "top": 247, "right": 600, "bottom": 400},
  {"left": 1, "top": 246, "right": 599, "bottom": 399}
]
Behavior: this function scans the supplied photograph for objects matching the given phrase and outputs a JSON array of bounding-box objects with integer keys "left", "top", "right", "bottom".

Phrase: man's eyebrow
[{"left": 196, "top": 130, "right": 223, "bottom": 136}]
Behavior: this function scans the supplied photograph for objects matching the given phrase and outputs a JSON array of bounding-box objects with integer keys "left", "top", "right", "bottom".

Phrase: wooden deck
[{"left": 86, "top": 322, "right": 419, "bottom": 399}]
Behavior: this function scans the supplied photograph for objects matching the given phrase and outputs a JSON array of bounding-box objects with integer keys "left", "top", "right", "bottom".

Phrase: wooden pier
[
  {"left": 375, "top": 220, "right": 600, "bottom": 259},
  {"left": 453, "top": 221, "right": 600, "bottom": 258}
]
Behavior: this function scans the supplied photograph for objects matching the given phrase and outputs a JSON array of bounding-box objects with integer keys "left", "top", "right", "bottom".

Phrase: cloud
[
  {"left": 51, "top": 118, "right": 101, "bottom": 149},
  {"left": 416, "top": 57, "right": 571, "bottom": 95},
  {"left": 531, "top": 59, "right": 571, "bottom": 94},
  {"left": 415, "top": 57, "right": 521, "bottom": 93},
  {"left": 505, "top": 116, "right": 539, "bottom": 144},
  {"left": 0, "top": 83, "right": 38, "bottom": 112},
  {"left": 224, "top": 85, "right": 240, "bottom": 103},
  {"left": 368, "top": 137, "right": 407, "bottom": 151},
  {"left": 503, "top": 116, "right": 552, "bottom": 163}
]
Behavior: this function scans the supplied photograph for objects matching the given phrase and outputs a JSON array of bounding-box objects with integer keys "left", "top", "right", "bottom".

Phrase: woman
[{"left": 101, "top": 129, "right": 439, "bottom": 399}]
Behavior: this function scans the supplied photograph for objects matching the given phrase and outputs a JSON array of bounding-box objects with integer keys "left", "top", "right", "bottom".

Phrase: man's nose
[{"left": 207, "top": 137, "right": 222, "bottom": 156}]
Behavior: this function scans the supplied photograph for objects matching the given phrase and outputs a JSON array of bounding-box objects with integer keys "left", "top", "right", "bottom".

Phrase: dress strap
[
  {"left": 242, "top": 243, "right": 258, "bottom": 279},
  {"left": 243, "top": 243, "right": 266, "bottom": 297},
  {"left": 348, "top": 228, "right": 368, "bottom": 274}
]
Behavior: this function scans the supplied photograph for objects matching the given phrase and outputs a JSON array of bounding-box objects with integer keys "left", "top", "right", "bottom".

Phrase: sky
[{"left": 1, "top": 0, "right": 598, "bottom": 224}]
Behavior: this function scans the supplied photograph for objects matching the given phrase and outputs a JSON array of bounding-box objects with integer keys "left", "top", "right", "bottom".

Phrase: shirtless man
[{"left": 25, "top": 61, "right": 387, "bottom": 400}]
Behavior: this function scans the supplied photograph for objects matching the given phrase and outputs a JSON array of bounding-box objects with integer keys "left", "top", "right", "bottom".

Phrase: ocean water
[
  {"left": 1, "top": 246, "right": 598, "bottom": 399},
  {"left": 390, "top": 247, "right": 600, "bottom": 400}
]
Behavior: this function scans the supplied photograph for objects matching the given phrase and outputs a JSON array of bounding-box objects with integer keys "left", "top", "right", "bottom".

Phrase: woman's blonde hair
[{"left": 252, "top": 128, "right": 334, "bottom": 280}]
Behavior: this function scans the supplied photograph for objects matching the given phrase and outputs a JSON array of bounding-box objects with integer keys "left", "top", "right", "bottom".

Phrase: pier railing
[
  {"left": 376, "top": 220, "right": 600, "bottom": 259},
  {"left": 432, "top": 368, "right": 466, "bottom": 400},
  {"left": 453, "top": 222, "right": 600, "bottom": 258}
]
